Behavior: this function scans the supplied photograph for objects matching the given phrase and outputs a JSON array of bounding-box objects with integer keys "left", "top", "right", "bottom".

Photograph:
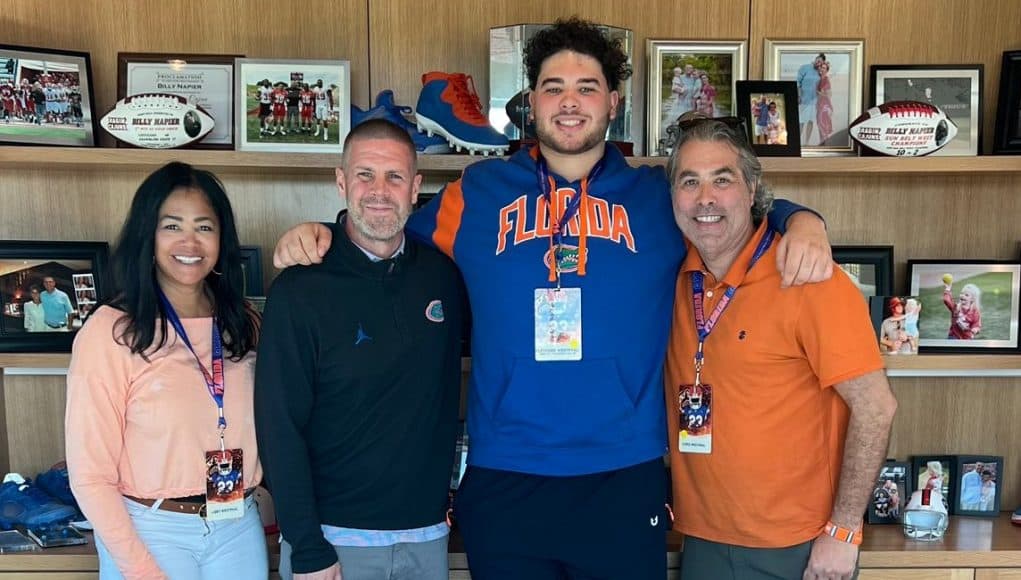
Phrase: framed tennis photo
[{"left": 907, "top": 259, "right": 1021, "bottom": 353}]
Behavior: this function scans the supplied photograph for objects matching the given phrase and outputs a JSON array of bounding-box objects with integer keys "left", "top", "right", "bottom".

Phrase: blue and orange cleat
[{"left": 415, "top": 72, "right": 509, "bottom": 156}]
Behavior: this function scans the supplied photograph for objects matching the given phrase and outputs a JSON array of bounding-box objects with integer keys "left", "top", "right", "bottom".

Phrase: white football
[
  {"left": 100, "top": 93, "right": 215, "bottom": 149},
  {"left": 849, "top": 100, "right": 957, "bottom": 157}
]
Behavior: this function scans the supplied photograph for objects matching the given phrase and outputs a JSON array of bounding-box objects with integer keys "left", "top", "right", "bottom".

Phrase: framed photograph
[
  {"left": 869, "top": 296, "right": 921, "bottom": 355},
  {"left": 993, "top": 50, "right": 1021, "bottom": 154},
  {"left": 907, "top": 259, "right": 1020, "bottom": 353},
  {"left": 953, "top": 455, "right": 1002, "bottom": 516},
  {"left": 871, "top": 65, "right": 983, "bottom": 156},
  {"left": 118, "top": 53, "right": 240, "bottom": 149},
  {"left": 868, "top": 461, "right": 911, "bottom": 524},
  {"left": 736, "top": 80, "right": 801, "bottom": 156},
  {"left": 910, "top": 455, "right": 955, "bottom": 512},
  {"left": 239, "top": 246, "right": 264, "bottom": 297},
  {"left": 0, "top": 44, "right": 98, "bottom": 147},
  {"left": 645, "top": 40, "right": 747, "bottom": 156},
  {"left": 832, "top": 245, "right": 893, "bottom": 300},
  {"left": 764, "top": 40, "right": 864, "bottom": 155},
  {"left": 235, "top": 58, "right": 350, "bottom": 153},
  {"left": 0, "top": 241, "right": 109, "bottom": 352}
]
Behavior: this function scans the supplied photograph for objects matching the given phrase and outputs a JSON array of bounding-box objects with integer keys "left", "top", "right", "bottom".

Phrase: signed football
[
  {"left": 100, "top": 93, "right": 214, "bottom": 149},
  {"left": 849, "top": 101, "right": 957, "bottom": 157}
]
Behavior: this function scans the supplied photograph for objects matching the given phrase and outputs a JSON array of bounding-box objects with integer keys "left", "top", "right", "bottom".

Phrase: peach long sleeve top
[{"left": 66, "top": 306, "right": 262, "bottom": 579}]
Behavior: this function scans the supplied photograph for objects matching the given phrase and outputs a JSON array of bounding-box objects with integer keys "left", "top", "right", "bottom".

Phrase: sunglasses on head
[{"left": 675, "top": 116, "right": 750, "bottom": 143}]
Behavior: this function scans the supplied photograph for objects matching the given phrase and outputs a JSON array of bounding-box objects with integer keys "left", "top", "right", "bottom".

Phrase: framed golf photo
[
  {"left": 871, "top": 65, "right": 983, "bottom": 156},
  {"left": 235, "top": 58, "right": 350, "bottom": 153},
  {"left": 907, "top": 259, "right": 1021, "bottom": 353},
  {"left": 763, "top": 40, "right": 864, "bottom": 156},
  {"left": 0, "top": 44, "right": 99, "bottom": 147}
]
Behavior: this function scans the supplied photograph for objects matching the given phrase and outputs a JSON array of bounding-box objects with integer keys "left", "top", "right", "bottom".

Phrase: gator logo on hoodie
[{"left": 543, "top": 244, "right": 584, "bottom": 273}]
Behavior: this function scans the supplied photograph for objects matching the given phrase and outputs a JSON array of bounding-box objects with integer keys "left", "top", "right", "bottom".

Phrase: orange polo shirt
[{"left": 665, "top": 221, "right": 883, "bottom": 548}]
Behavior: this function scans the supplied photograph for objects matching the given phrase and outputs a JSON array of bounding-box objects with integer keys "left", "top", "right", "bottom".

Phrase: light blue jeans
[{"left": 96, "top": 496, "right": 268, "bottom": 580}]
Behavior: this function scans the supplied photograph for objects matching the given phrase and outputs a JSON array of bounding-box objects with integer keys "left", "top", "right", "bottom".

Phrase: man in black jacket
[{"left": 255, "top": 119, "right": 466, "bottom": 580}]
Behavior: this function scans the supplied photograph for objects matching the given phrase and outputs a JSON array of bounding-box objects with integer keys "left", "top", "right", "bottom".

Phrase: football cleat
[
  {"left": 0, "top": 473, "right": 77, "bottom": 530},
  {"left": 415, "top": 72, "right": 509, "bottom": 156},
  {"left": 351, "top": 90, "right": 452, "bottom": 154}
]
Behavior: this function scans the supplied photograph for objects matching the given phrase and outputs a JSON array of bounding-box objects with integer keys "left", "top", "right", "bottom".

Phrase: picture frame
[
  {"left": 993, "top": 50, "right": 1021, "bottom": 154},
  {"left": 0, "top": 44, "right": 99, "bottom": 147},
  {"left": 832, "top": 245, "right": 893, "bottom": 300},
  {"left": 235, "top": 58, "right": 350, "bottom": 153},
  {"left": 868, "top": 461, "right": 911, "bottom": 524},
  {"left": 645, "top": 40, "right": 747, "bottom": 156},
  {"left": 952, "top": 455, "right": 1002, "bottom": 516},
  {"left": 736, "top": 80, "right": 801, "bottom": 156},
  {"left": 910, "top": 455, "right": 955, "bottom": 512},
  {"left": 869, "top": 295, "right": 921, "bottom": 355},
  {"left": 907, "top": 259, "right": 1020, "bottom": 353},
  {"left": 239, "top": 245, "right": 264, "bottom": 297},
  {"left": 871, "top": 64, "right": 983, "bottom": 156},
  {"left": 118, "top": 53, "right": 241, "bottom": 149},
  {"left": 763, "top": 40, "right": 864, "bottom": 155},
  {"left": 0, "top": 241, "right": 109, "bottom": 352}
]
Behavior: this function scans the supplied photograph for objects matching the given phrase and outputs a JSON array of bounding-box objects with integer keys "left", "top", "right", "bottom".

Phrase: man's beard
[{"left": 348, "top": 197, "right": 408, "bottom": 242}]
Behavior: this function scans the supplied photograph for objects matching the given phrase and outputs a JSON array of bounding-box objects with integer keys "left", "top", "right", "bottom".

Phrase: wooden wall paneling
[
  {"left": 976, "top": 571, "right": 1021, "bottom": 580},
  {"left": 749, "top": 0, "right": 1021, "bottom": 153},
  {"left": 3, "top": 0, "right": 371, "bottom": 147},
  {"left": 0, "top": 168, "right": 343, "bottom": 293},
  {"left": 859, "top": 572, "right": 973, "bottom": 580},
  {"left": 367, "top": 0, "right": 749, "bottom": 154},
  {"left": 3, "top": 375, "right": 67, "bottom": 476}
]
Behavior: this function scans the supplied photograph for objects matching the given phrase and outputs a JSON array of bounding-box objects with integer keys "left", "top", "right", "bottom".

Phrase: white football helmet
[{"left": 902, "top": 488, "right": 948, "bottom": 540}]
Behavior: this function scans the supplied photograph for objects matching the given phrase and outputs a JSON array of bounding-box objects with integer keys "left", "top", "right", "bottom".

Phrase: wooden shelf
[
  {"left": 884, "top": 355, "right": 1021, "bottom": 377},
  {"left": 2, "top": 146, "right": 1021, "bottom": 175},
  {"left": 0, "top": 353, "right": 71, "bottom": 369}
]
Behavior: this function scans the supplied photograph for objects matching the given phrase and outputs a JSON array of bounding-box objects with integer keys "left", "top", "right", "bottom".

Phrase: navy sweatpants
[{"left": 453, "top": 458, "right": 669, "bottom": 580}]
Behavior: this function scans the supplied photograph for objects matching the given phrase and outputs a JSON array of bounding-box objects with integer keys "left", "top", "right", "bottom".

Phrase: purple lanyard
[
  {"left": 535, "top": 153, "right": 604, "bottom": 252},
  {"left": 157, "top": 289, "right": 226, "bottom": 431},
  {"left": 690, "top": 232, "right": 774, "bottom": 385}
]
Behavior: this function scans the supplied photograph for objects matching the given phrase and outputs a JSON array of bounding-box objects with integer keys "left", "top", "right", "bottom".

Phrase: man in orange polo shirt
[{"left": 663, "top": 115, "right": 898, "bottom": 580}]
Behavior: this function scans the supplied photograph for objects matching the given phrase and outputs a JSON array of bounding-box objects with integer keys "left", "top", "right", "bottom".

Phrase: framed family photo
[
  {"left": 868, "top": 461, "right": 911, "bottom": 524},
  {"left": 832, "top": 245, "right": 893, "bottom": 300},
  {"left": 736, "top": 80, "right": 800, "bottom": 156},
  {"left": 871, "top": 65, "right": 983, "bottom": 156},
  {"left": 0, "top": 241, "right": 109, "bottom": 352},
  {"left": 869, "top": 295, "right": 921, "bottom": 355},
  {"left": 118, "top": 53, "right": 240, "bottom": 149},
  {"left": 910, "top": 455, "right": 954, "bottom": 511},
  {"left": 993, "top": 50, "right": 1021, "bottom": 154},
  {"left": 0, "top": 44, "right": 99, "bottom": 147},
  {"left": 235, "top": 58, "right": 350, "bottom": 153},
  {"left": 645, "top": 40, "right": 747, "bottom": 156},
  {"left": 763, "top": 40, "right": 864, "bottom": 155},
  {"left": 953, "top": 455, "right": 1002, "bottom": 516},
  {"left": 907, "top": 259, "right": 1020, "bottom": 353}
]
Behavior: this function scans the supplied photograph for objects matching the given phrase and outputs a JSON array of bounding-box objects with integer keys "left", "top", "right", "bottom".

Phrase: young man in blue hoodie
[{"left": 273, "top": 17, "right": 834, "bottom": 579}]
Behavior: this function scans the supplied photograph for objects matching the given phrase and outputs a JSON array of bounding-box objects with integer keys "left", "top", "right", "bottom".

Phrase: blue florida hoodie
[{"left": 407, "top": 144, "right": 801, "bottom": 476}]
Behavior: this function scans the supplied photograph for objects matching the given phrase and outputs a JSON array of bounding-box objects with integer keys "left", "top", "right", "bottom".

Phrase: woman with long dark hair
[{"left": 66, "top": 162, "right": 266, "bottom": 579}]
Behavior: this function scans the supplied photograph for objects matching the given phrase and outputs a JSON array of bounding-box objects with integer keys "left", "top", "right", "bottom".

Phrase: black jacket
[{"left": 255, "top": 218, "right": 466, "bottom": 574}]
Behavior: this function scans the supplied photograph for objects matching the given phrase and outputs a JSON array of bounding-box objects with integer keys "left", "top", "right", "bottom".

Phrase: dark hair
[
  {"left": 524, "top": 16, "right": 632, "bottom": 92},
  {"left": 342, "top": 118, "right": 417, "bottom": 172},
  {"left": 98, "top": 162, "right": 257, "bottom": 361}
]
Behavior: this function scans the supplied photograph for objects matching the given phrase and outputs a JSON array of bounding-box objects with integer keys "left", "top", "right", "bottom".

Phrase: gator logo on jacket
[
  {"left": 543, "top": 244, "right": 585, "bottom": 273},
  {"left": 425, "top": 300, "right": 445, "bottom": 322},
  {"left": 495, "top": 188, "right": 636, "bottom": 255}
]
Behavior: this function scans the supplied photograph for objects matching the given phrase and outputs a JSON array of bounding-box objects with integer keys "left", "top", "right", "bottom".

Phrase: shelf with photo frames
[{"left": 3, "top": 145, "right": 1021, "bottom": 175}]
